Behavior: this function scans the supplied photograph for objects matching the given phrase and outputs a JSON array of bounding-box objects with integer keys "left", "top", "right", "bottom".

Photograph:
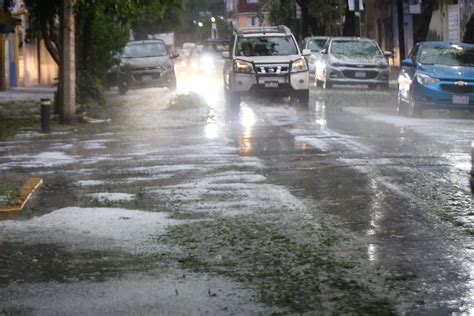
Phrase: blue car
[{"left": 397, "top": 41, "right": 474, "bottom": 117}]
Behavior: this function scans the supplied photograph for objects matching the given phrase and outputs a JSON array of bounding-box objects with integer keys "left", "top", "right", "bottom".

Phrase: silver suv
[{"left": 223, "top": 25, "right": 311, "bottom": 106}]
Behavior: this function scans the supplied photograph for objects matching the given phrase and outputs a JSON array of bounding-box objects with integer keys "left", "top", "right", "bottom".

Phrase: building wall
[
  {"left": 362, "top": 0, "right": 400, "bottom": 66},
  {"left": 427, "top": 0, "right": 473, "bottom": 41},
  {"left": 15, "top": 0, "right": 58, "bottom": 87}
]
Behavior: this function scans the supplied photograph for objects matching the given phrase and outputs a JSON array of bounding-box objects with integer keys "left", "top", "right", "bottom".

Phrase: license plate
[
  {"left": 452, "top": 95, "right": 469, "bottom": 105},
  {"left": 355, "top": 71, "right": 366, "bottom": 78},
  {"left": 264, "top": 81, "right": 279, "bottom": 88},
  {"left": 141, "top": 75, "right": 153, "bottom": 82}
]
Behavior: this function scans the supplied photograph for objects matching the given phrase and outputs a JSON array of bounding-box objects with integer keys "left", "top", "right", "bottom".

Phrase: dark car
[
  {"left": 106, "top": 40, "right": 178, "bottom": 94},
  {"left": 397, "top": 41, "right": 474, "bottom": 117}
]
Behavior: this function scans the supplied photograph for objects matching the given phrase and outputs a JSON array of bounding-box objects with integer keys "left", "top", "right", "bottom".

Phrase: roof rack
[{"left": 232, "top": 22, "right": 292, "bottom": 36}]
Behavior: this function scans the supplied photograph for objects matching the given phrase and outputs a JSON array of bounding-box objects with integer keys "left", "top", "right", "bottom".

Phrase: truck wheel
[
  {"left": 297, "top": 90, "right": 310, "bottom": 106},
  {"left": 225, "top": 89, "right": 240, "bottom": 107}
]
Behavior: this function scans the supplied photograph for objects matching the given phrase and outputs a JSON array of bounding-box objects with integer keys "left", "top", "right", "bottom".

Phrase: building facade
[
  {"left": 1, "top": 0, "right": 58, "bottom": 90},
  {"left": 234, "top": 0, "right": 261, "bottom": 27}
]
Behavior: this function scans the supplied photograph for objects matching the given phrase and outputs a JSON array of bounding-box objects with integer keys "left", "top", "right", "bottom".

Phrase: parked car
[
  {"left": 397, "top": 41, "right": 474, "bottom": 117},
  {"left": 106, "top": 40, "right": 178, "bottom": 94},
  {"left": 301, "top": 36, "right": 329, "bottom": 82},
  {"left": 223, "top": 25, "right": 311, "bottom": 106},
  {"left": 315, "top": 37, "right": 391, "bottom": 89}
]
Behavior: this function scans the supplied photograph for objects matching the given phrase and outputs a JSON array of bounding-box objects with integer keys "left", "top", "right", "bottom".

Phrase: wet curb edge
[{"left": 0, "top": 178, "right": 43, "bottom": 213}]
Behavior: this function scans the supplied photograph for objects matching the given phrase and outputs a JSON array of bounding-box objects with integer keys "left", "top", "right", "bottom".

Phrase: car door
[
  {"left": 399, "top": 43, "right": 420, "bottom": 101},
  {"left": 316, "top": 40, "right": 331, "bottom": 81}
]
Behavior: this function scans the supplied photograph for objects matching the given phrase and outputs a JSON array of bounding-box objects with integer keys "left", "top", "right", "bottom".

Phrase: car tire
[
  {"left": 407, "top": 94, "right": 423, "bottom": 118},
  {"left": 396, "top": 92, "right": 408, "bottom": 115},
  {"left": 296, "top": 89, "right": 310, "bottom": 106},
  {"left": 323, "top": 79, "right": 332, "bottom": 89},
  {"left": 168, "top": 75, "right": 177, "bottom": 91},
  {"left": 118, "top": 82, "right": 128, "bottom": 95},
  {"left": 225, "top": 88, "right": 241, "bottom": 107}
]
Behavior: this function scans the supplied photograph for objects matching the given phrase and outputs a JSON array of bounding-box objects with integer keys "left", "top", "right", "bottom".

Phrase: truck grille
[{"left": 255, "top": 64, "right": 289, "bottom": 74}]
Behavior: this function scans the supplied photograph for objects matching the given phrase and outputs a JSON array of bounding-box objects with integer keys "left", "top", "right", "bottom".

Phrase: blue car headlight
[{"left": 416, "top": 73, "right": 440, "bottom": 85}]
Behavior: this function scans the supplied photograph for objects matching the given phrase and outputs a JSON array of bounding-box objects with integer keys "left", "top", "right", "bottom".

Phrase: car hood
[
  {"left": 417, "top": 64, "right": 474, "bottom": 80},
  {"left": 122, "top": 56, "right": 170, "bottom": 68},
  {"left": 236, "top": 55, "right": 302, "bottom": 64},
  {"left": 330, "top": 54, "right": 387, "bottom": 65}
]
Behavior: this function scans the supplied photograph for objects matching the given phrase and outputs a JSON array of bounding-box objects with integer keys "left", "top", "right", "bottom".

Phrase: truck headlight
[
  {"left": 291, "top": 58, "right": 308, "bottom": 73},
  {"left": 416, "top": 73, "right": 440, "bottom": 85},
  {"left": 234, "top": 60, "right": 254, "bottom": 73}
]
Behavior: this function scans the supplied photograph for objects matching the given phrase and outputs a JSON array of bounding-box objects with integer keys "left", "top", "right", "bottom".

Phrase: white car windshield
[
  {"left": 236, "top": 36, "right": 298, "bottom": 57},
  {"left": 122, "top": 42, "right": 168, "bottom": 58},
  {"left": 420, "top": 46, "right": 474, "bottom": 67},
  {"left": 308, "top": 39, "right": 327, "bottom": 52},
  {"left": 330, "top": 40, "right": 382, "bottom": 57}
]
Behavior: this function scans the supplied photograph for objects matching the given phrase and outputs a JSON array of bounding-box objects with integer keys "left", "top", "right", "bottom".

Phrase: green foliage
[
  {"left": 263, "top": 0, "right": 346, "bottom": 36},
  {"left": 76, "top": 71, "right": 105, "bottom": 105}
]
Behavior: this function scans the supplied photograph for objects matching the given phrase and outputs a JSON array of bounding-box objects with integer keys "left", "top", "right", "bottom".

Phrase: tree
[
  {"left": 263, "top": 0, "right": 346, "bottom": 39},
  {"left": 24, "top": 0, "right": 184, "bottom": 104}
]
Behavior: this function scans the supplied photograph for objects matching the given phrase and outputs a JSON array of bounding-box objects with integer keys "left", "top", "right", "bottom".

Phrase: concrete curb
[{"left": 0, "top": 178, "right": 43, "bottom": 213}]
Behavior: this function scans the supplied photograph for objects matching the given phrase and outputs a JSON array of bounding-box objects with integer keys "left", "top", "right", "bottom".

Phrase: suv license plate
[
  {"left": 355, "top": 71, "right": 366, "bottom": 78},
  {"left": 452, "top": 95, "right": 469, "bottom": 105},
  {"left": 264, "top": 81, "right": 279, "bottom": 88},
  {"left": 141, "top": 75, "right": 153, "bottom": 82}
]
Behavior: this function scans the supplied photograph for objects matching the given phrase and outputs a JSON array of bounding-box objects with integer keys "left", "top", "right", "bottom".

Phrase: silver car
[
  {"left": 315, "top": 37, "right": 391, "bottom": 89},
  {"left": 301, "top": 36, "right": 329, "bottom": 81}
]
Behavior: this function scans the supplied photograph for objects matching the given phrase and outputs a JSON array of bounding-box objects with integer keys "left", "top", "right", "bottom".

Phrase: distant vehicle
[
  {"left": 106, "top": 40, "right": 178, "bottom": 94},
  {"left": 397, "top": 41, "right": 474, "bottom": 117},
  {"left": 187, "top": 39, "right": 229, "bottom": 73},
  {"left": 315, "top": 37, "right": 391, "bottom": 89},
  {"left": 223, "top": 25, "right": 311, "bottom": 106},
  {"left": 301, "top": 36, "right": 329, "bottom": 82}
]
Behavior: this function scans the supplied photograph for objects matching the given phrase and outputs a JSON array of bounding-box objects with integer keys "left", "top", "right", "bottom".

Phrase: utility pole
[
  {"left": 397, "top": 0, "right": 405, "bottom": 61},
  {"left": 61, "top": 0, "right": 75, "bottom": 123},
  {"left": 354, "top": 0, "right": 361, "bottom": 37}
]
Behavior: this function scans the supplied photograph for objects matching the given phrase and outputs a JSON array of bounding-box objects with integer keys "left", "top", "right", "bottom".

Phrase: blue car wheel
[
  {"left": 396, "top": 91, "right": 408, "bottom": 115},
  {"left": 407, "top": 93, "right": 423, "bottom": 118}
]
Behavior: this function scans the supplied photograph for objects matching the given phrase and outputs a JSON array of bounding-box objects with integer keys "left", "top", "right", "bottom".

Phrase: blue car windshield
[
  {"left": 420, "top": 46, "right": 474, "bottom": 67},
  {"left": 122, "top": 42, "right": 168, "bottom": 58},
  {"left": 236, "top": 36, "right": 298, "bottom": 56}
]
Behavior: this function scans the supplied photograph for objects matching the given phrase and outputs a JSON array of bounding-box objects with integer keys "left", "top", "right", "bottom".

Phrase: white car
[{"left": 222, "top": 25, "right": 311, "bottom": 106}]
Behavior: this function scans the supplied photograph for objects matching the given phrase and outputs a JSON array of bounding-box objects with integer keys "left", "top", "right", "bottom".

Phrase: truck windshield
[
  {"left": 236, "top": 36, "right": 298, "bottom": 57},
  {"left": 122, "top": 42, "right": 168, "bottom": 58}
]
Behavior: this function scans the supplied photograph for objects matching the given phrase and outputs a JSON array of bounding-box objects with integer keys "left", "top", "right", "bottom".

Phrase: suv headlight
[
  {"left": 416, "top": 73, "right": 440, "bottom": 85},
  {"left": 291, "top": 58, "right": 308, "bottom": 73},
  {"left": 234, "top": 60, "right": 254, "bottom": 73}
]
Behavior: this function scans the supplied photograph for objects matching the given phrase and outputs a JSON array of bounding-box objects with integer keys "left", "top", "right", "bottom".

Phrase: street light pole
[{"left": 354, "top": 0, "right": 360, "bottom": 37}]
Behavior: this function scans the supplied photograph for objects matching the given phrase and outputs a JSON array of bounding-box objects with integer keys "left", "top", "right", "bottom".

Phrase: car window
[
  {"left": 419, "top": 45, "right": 474, "bottom": 67},
  {"left": 122, "top": 42, "right": 168, "bottom": 58},
  {"left": 330, "top": 40, "right": 382, "bottom": 57},
  {"left": 307, "top": 39, "right": 327, "bottom": 52},
  {"left": 235, "top": 36, "right": 298, "bottom": 57}
]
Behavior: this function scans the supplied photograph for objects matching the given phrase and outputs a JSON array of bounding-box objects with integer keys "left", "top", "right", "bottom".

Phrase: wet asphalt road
[{"left": 0, "top": 70, "right": 473, "bottom": 314}]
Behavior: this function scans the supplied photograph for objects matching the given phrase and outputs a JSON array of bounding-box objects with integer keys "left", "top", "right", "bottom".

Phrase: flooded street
[{"left": 0, "top": 70, "right": 473, "bottom": 314}]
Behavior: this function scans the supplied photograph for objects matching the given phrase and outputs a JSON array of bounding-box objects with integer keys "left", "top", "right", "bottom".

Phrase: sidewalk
[{"left": 0, "top": 86, "right": 55, "bottom": 103}]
